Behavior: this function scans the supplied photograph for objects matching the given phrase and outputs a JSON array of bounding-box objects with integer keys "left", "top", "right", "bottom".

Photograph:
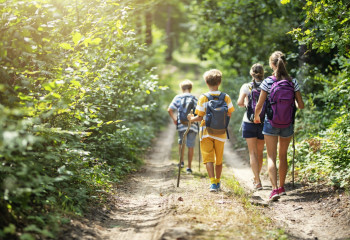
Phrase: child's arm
[
  {"left": 237, "top": 86, "right": 247, "bottom": 108},
  {"left": 167, "top": 108, "right": 177, "bottom": 125},
  {"left": 253, "top": 90, "right": 268, "bottom": 124},
  {"left": 187, "top": 114, "right": 203, "bottom": 122},
  {"left": 295, "top": 91, "right": 305, "bottom": 109}
]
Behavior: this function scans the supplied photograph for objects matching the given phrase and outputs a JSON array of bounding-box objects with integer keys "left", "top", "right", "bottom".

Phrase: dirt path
[
  {"left": 60, "top": 123, "right": 350, "bottom": 240},
  {"left": 224, "top": 139, "right": 350, "bottom": 240},
  {"left": 98, "top": 123, "right": 178, "bottom": 239}
]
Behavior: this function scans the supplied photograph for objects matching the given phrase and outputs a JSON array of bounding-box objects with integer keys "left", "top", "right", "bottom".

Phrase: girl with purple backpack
[
  {"left": 237, "top": 63, "right": 265, "bottom": 190},
  {"left": 254, "top": 51, "right": 304, "bottom": 201}
]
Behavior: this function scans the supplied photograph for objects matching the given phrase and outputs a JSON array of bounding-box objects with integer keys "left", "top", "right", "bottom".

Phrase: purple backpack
[
  {"left": 266, "top": 76, "right": 296, "bottom": 128},
  {"left": 246, "top": 82, "right": 266, "bottom": 123}
]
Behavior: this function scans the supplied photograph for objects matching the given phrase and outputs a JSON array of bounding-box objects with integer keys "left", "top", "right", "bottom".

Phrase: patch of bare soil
[
  {"left": 59, "top": 123, "right": 181, "bottom": 240},
  {"left": 225, "top": 139, "right": 350, "bottom": 240},
  {"left": 266, "top": 183, "right": 350, "bottom": 240},
  {"left": 59, "top": 124, "right": 350, "bottom": 240}
]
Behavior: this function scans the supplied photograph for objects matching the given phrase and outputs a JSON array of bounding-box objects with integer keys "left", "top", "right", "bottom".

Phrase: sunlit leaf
[
  {"left": 72, "top": 32, "right": 82, "bottom": 46},
  {"left": 59, "top": 43, "right": 72, "bottom": 50},
  {"left": 280, "top": 0, "right": 290, "bottom": 4},
  {"left": 91, "top": 38, "right": 102, "bottom": 45}
]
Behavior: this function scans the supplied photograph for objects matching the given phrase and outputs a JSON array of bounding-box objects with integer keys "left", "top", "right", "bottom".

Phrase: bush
[{"left": 0, "top": 0, "right": 167, "bottom": 238}]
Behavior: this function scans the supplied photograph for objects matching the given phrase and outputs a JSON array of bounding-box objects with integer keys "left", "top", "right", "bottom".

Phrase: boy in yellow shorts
[{"left": 187, "top": 69, "right": 234, "bottom": 192}]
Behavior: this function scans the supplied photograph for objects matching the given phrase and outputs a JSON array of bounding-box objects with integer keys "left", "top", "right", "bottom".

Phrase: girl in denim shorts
[
  {"left": 254, "top": 51, "right": 305, "bottom": 201},
  {"left": 237, "top": 63, "right": 265, "bottom": 190}
]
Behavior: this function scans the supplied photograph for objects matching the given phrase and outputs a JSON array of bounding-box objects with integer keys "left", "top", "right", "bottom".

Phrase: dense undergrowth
[
  {"left": 0, "top": 0, "right": 168, "bottom": 239},
  {"left": 1, "top": 0, "right": 349, "bottom": 239}
]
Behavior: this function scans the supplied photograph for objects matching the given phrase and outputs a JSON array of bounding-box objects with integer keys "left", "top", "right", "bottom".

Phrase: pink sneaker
[
  {"left": 269, "top": 189, "right": 280, "bottom": 201},
  {"left": 278, "top": 187, "right": 286, "bottom": 196}
]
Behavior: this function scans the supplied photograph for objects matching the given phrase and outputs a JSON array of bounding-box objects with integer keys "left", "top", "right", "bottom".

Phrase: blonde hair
[
  {"left": 250, "top": 63, "right": 264, "bottom": 85},
  {"left": 179, "top": 79, "right": 193, "bottom": 91},
  {"left": 203, "top": 69, "right": 222, "bottom": 86},
  {"left": 269, "top": 51, "right": 292, "bottom": 81}
]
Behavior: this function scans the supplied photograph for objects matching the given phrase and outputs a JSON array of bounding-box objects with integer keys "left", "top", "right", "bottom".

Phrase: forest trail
[
  {"left": 61, "top": 123, "right": 350, "bottom": 240},
  {"left": 224, "top": 140, "right": 350, "bottom": 240}
]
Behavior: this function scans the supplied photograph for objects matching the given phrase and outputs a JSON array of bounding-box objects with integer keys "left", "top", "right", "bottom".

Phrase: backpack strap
[
  {"left": 219, "top": 92, "right": 230, "bottom": 139},
  {"left": 188, "top": 95, "right": 197, "bottom": 117},
  {"left": 218, "top": 92, "right": 226, "bottom": 101},
  {"left": 203, "top": 93, "right": 212, "bottom": 101},
  {"left": 181, "top": 95, "right": 188, "bottom": 107}
]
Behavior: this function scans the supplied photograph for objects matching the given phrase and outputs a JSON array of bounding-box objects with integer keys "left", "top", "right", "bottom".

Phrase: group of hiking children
[{"left": 168, "top": 51, "right": 304, "bottom": 201}]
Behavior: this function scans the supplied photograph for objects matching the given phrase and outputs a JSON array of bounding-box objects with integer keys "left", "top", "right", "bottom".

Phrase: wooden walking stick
[
  {"left": 198, "top": 124, "right": 201, "bottom": 171},
  {"left": 292, "top": 133, "right": 295, "bottom": 188},
  {"left": 177, "top": 110, "right": 193, "bottom": 187}
]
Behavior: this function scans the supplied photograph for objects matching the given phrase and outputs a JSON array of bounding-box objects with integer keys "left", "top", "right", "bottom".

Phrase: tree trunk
[
  {"left": 166, "top": 5, "right": 173, "bottom": 62},
  {"left": 298, "top": 44, "right": 307, "bottom": 79},
  {"left": 145, "top": 11, "right": 152, "bottom": 45},
  {"left": 134, "top": 10, "right": 143, "bottom": 42}
]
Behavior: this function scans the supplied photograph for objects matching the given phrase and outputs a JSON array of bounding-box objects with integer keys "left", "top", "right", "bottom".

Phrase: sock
[
  {"left": 210, "top": 178, "right": 216, "bottom": 184},
  {"left": 215, "top": 178, "right": 220, "bottom": 184}
]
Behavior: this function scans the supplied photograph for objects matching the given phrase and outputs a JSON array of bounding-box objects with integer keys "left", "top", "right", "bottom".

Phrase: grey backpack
[{"left": 204, "top": 92, "right": 230, "bottom": 137}]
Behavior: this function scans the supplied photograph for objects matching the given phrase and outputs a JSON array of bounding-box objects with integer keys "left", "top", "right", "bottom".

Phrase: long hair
[
  {"left": 250, "top": 63, "right": 264, "bottom": 88},
  {"left": 269, "top": 51, "right": 292, "bottom": 81}
]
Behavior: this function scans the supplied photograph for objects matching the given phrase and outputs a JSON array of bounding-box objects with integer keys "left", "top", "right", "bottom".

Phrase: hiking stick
[
  {"left": 198, "top": 134, "right": 201, "bottom": 171},
  {"left": 292, "top": 132, "right": 295, "bottom": 188},
  {"left": 177, "top": 110, "right": 193, "bottom": 187}
]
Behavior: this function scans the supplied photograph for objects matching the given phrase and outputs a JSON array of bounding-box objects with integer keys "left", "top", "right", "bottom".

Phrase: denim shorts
[
  {"left": 262, "top": 118, "right": 294, "bottom": 138},
  {"left": 178, "top": 130, "right": 197, "bottom": 148},
  {"left": 242, "top": 122, "right": 264, "bottom": 140}
]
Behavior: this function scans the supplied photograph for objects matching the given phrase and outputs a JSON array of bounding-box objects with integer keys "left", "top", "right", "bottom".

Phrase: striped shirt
[
  {"left": 195, "top": 91, "right": 235, "bottom": 142},
  {"left": 169, "top": 93, "right": 199, "bottom": 132},
  {"left": 260, "top": 76, "right": 300, "bottom": 94}
]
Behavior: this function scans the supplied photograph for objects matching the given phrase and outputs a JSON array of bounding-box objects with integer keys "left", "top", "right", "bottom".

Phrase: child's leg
[
  {"left": 205, "top": 163, "right": 215, "bottom": 178},
  {"left": 187, "top": 147, "right": 194, "bottom": 169},
  {"left": 186, "top": 131, "right": 197, "bottom": 169},
  {"left": 215, "top": 164, "right": 222, "bottom": 180},
  {"left": 213, "top": 139, "right": 225, "bottom": 182},
  {"left": 200, "top": 138, "right": 215, "bottom": 181},
  {"left": 278, "top": 136, "right": 292, "bottom": 188},
  {"left": 246, "top": 138, "right": 260, "bottom": 184},
  {"left": 264, "top": 135, "right": 279, "bottom": 189}
]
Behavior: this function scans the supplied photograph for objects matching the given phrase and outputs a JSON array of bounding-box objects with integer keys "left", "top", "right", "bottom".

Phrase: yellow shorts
[{"left": 200, "top": 137, "right": 225, "bottom": 165}]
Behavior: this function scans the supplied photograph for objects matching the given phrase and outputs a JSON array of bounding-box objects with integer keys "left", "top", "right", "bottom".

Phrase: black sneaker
[
  {"left": 178, "top": 162, "right": 184, "bottom": 168},
  {"left": 186, "top": 168, "right": 192, "bottom": 174}
]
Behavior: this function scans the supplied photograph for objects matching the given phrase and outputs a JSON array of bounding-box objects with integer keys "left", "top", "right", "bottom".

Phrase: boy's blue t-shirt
[{"left": 169, "top": 93, "right": 198, "bottom": 133}]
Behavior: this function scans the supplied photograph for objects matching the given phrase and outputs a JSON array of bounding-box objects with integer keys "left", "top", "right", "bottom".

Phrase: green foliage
[
  {"left": 190, "top": 0, "right": 350, "bottom": 188},
  {"left": 283, "top": 0, "right": 350, "bottom": 189},
  {"left": 287, "top": 0, "right": 350, "bottom": 56},
  {"left": 190, "top": 0, "right": 303, "bottom": 74},
  {"left": 0, "top": 0, "right": 167, "bottom": 238},
  {"left": 292, "top": 111, "right": 350, "bottom": 188}
]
